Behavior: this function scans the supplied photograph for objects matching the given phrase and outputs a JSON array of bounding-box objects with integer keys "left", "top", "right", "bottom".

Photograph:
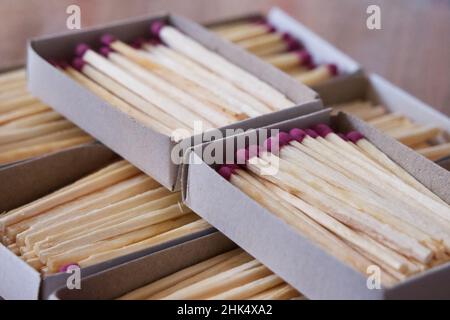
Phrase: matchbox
[
  {"left": 182, "top": 109, "right": 450, "bottom": 299},
  {"left": 27, "top": 12, "right": 321, "bottom": 192},
  {"left": 0, "top": 143, "right": 216, "bottom": 300}
]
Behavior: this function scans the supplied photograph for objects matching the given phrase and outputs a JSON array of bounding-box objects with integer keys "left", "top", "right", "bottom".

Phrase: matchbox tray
[
  {"left": 27, "top": 12, "right": 321, "bottom": 192},
  {"left": 50, "top": 232, "right": 235, "bottom": 300},
  {"left": 0, "top": 143, "right": 216, "bottom": 300},
  {"left": 182, "top": 108, "right": 450, "bottom": 299}
]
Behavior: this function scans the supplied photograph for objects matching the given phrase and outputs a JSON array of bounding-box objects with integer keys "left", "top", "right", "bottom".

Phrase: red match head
[
  {"left": 313, "top": 124, "right": 333, "bottom": 137},
  {"left": 227, "top": 163, "right": 240, "bottom": 172},
  {"left": 131, "top": 37, "right": 147, "bottom": 49},
  {"left": 59, "top": 263, "right": 79, "bottom": 273},
  {"left": 277, "top": 131, "right": 292, "bottom": 146},
  {"left": 71, "top": 57, "right": 86, "bottom": 71},
  {"left": 236, "top": 148, "right": 250, "bottom": 164},
  {"left": 327, "top": 64, "right": 338, "bottom": 76},
  {"left": 283, "top": 33, "right": 303, "bottom": 51},
  {"left": 218, "top": 165, "right": 233, "bottom": 181},
  {"left": 337, "top": 133, "right": 348, "bottom": 141},
  {"left": 150, "top": 20, "right": 166, "bottom": 36},
  {"left": 305, "top": 128, "right": 319, "bottom": 138},
  {"left": 75, "top": 43, "right": 90, "bottom": 57},
  {"left": 100, "top": 34, "right": 116, "bottom": 46},
  {"left": 346, "top": 131, "right": 364, "bottom": 143},
  {"left": 99, "top": 46, "right": 113, "bottom": 57},
  {"left": 297, "top": 50, "right": 312, "bottom": 66},
  {"left": 289, "top": 128, "right": 306, "bottom": 143},
  {"left": 264, "top": 137, "right": 278, "bottom": 153}
]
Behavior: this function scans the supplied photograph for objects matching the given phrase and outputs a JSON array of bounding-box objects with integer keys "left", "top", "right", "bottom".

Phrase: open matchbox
[
  {"left": 0, "top": 143, "right": 217, "bottom": 300},
  {"left": 181, "top": 108, "right": 450, "bottom": 299},
  {"left": 49, "top": 231, "right": 235, "bottom": 300},
  {"left": 205, "top": 7, "right": 363, "bottom": 92},
  {"left": 27, "top": 12, "right": 321, "bottom": 192}
]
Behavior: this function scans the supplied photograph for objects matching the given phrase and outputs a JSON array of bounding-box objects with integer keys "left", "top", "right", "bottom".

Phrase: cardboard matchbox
[
  {"left": 0, "top": 143, "right": 216, "bottom": 300},
  {"left": 27, "top": 12, "right": 321, "bottom": 192},
  {"left": 316, "top": 72, "right": 450, "bottom": 163},
  {"left": 205, "top": 7, "right": 363, "bottom": 93},
  {"left": 182, "top": 108, "right": 450, "bottom": 299},
  {"left": 50, "top": 231, "right": 235, "bottom": 300}
]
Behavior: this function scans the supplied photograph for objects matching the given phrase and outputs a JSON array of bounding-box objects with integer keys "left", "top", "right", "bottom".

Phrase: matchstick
[
  {"left": 263, "top": 50, "right": 312, "bottom": 70},
  {"left": 75, "top": 44, "right": 208, "bottom": 130},
  {"left": 98, "top": 45, "right": 229, "bottom": 127},
  {"left": 417, "top": 143, "right": 450, "bottom": 161},
  {"left": 215, "top": 22, "right": 275, "bottom": 42},
  {"left": 150, "top": 21, "right": 295, "bottom": 110},
  {"left": 143, "top": 42, "right": 269, "bottom": 117},
  {"left": 390, "top": 125, "right": 442, "bottom": 147},
  {"left": 0, "top": 120, "right": 74, "bottom": 145},
  {"left": 294, "top": 64, "right": 338, "bottom": 86}
]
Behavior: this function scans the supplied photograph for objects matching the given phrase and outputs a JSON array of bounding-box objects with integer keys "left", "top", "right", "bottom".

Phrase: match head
[
  {"left": 101, "top": 34, "right": 117, "bottom": 46},
  {"left": 131, "top": 37, "right": 147, "bottom": 49},
  {"left": 327, "top": 63, "right": 338, "bottom": 76},
  {"left": 59, "top": 263, "right": 79, "bottom": 273},
  {"left": 236, "top": 148, "right": 250, "bottom": 164},
  {"left": 313, "top": 124, "right": 333, "bottom": 137},
  {"left": 289, "top": 128, "right": 306, "bottom": 143},
  {"left": 277, "top": 131, "right": 293, "bottom": 146},
  {"left": 227, "top": 163, "right": 240, "bottom": 172},
  {"left": 297, "top": 50, "right": 312, "bottom": 66},
  {"left": 218, "top": 165, "right": 233, "bottom": 180},
  {"left": 346, "top": 131, "right": 365, "bottom": 143},
  {"left": 150, "top": 20, "right": 167, "bottom": 36},
  {"left": 338, "top": 133, "right": 349, "bottom": 141},
  {"left": 99, "top": 46, "right": 113, "bottom": 57},
  {"left": 71, "top": 57, "right": 86, "bottom": 72},
  {"left": 283, "top": 33, "right": 303, "bottom": 51},
  {"left": 75, "top": 43, "right": 90, "bottom": 57},
  {"left": 305, "top": 128, "right": 319, "bottom": 138}
]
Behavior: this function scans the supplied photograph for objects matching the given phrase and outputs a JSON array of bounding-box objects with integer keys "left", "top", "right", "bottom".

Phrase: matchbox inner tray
[
  {"left": 182, "top": 108, "right": 450, "bottom": 300},
  {"left": 27, "top": 12, "right": 321, "bottom": 192}
]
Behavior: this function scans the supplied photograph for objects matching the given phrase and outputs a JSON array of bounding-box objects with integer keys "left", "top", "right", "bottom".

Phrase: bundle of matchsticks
[
  {"left": 0, "top": 68, "right": 94, "bottom": 165},
  {"left": 52, "top": 20, "right": 296, "bottom": 138},
  {"left": 332, "top": 101, "right": 450, "bottom": 161},
  {"left": 209, "top": 18, "right": 338, "bottom": 87},
  {"left": 0, "top": 160, "right": 210, "bottom": 275},
  {"left": 217, "top": 124, "right": 450, "bottom": 286},
  {"left": 119, "top": 248, "right": 303, "bottom": 300}
]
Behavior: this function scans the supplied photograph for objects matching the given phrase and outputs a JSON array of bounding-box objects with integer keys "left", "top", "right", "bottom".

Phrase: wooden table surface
[{"left": 1, "top": 0, "right": 449, "bottom": 115}]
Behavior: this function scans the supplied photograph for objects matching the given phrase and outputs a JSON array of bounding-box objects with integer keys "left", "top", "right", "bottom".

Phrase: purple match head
[
  {"left": 346, "top": 131, "right": 364, "bottom": 143},
  {"left": 264, "top": 136, "right": 282, "bottom": 154},
  {"left": 289, "top": 128, "right": 306, "bottom": 143},
  {"left": 131, "top": 37, "right": 147, "bottom": 49},
  {"left": 305, "top": 128, "right": 319, "bottom": 138},
  {"left": 297, "top": 50, "right": 312, "bottom": 66},
  {"left": 263, "top": 22, "right": 276, "bottom": 33},
  {"left": 100, "top": 34, "right": 116, "bottom": 46},
  {"left": 313, "top": 124, "right": 333, "bottom": 138},
  {"left": 99, "top": 46, "right": 113, "bottom": 57},
  {"left": 337, "top": 133, "right": 348, "bottom": 141},
  {"left": 75, "top": 43, "right": 90, "bottom": 57},
  {"left": 277, "top": 131, "right": 292, "bottom": 146},
  {"left": 71, "top": 57, "right": 86, "bottom": 71},
  {"left": 248, "top": 144, "right": 260, "bottom": 159},
  {"left": 283, "top": 34, "right": 303, "bottom": 51},
  {"left": 307, "top": 62, "right": 317, "bottom": 70},
  {"left": 59, "top": 263, "right": 79, "bottom": 273},
  {"left": 327, "top": 64, "right": 338, "bottom": 76},
  {"left": 150, "top": 20, "right": 166, "bottom": 36},
  {"left": 218, "top": 165, "right": 233, "bottom": 180},
  {"left": 227, "top": 163, "right": 240, "bottom": 172},
  {"left": 59, "top": 61, "right": 69, "bottom": 69},
  {"left": 236, "top": 148, "right": 250, "bottom": 164}
]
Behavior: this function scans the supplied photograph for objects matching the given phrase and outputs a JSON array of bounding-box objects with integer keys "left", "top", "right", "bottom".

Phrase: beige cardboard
[
  {"left": 27, "top": 13, "right": 321, "bottom": 191},
  {"left": 50, "top": 232, "right": 235, "bottom": 300},
  {"left": 182, "top": 108, "right": 450, "bottom": 299}
]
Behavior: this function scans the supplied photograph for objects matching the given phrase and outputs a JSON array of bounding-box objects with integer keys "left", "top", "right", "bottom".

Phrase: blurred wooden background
[{"left": 1, "top": 0, "right": 449, "bottom": 115}]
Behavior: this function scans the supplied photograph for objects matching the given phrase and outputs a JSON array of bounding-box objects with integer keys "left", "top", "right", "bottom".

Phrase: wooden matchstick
[
  {"left": 417, "top": 143, "right": 450, "bottom": 161},
  {"left": 150, "top": 21, "right": 295, "bottom": 110},
  {"left": 391, "top": 125, "right": 442, "bottom": 147},
  {"left": 0, "top": 102, "right": 50, "bottom": 125},
  {"left": 75, "top": 44, "right": 208, "bottom": 130},
  {"left": 294, "top": 64, "right": 338, "bottom": 86},
  {"left": 215, "top": 22, "right": 274, "bottom": 42},
  {"left": 263, "top": 50, "right": 312, "bottom": 70}
]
